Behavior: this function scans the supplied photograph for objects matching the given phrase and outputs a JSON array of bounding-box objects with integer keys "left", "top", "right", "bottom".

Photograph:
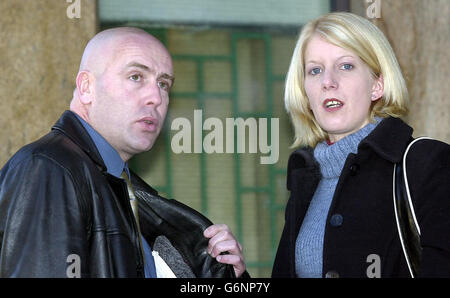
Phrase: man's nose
[
  {"left": 321, "top": 70, "right": 338, "bottom": 90},
  {"left": 145, "top": 83, "right": 163, "bottom": 106}
]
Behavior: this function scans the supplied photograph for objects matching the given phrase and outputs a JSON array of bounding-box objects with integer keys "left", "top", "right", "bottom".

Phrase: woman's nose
[{"left": 321, "top": 70, "right": 338, "bottom": 90}]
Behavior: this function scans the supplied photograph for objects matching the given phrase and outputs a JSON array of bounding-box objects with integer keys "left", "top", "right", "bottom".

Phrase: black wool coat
[{"left": 272, "top": 117, "right": 450, "bottom": 278}]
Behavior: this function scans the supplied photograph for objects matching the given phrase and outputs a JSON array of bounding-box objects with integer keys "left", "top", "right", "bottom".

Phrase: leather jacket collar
[{"left": 52, "top": 110, "right": 108, "bottom": 172}]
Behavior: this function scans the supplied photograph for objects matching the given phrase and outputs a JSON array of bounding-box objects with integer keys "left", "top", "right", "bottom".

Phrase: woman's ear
[{"left": 371, "top": 73, "right": 384, "bottom": 101}]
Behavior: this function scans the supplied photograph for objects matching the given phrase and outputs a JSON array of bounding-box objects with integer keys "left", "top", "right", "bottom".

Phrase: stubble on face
[{"left": 78, "top": 28, "right": 174, "bottom": 161}]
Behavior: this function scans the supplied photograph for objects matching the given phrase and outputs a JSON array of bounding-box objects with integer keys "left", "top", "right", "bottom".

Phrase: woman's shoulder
[
  {"left": 287, "top": 146, "right": 316, "bottom": 170},
  {"left": 404, "top": 137, "right": 449, "bottom": 203},
  {"left": 406, "top": 137, "right": 449, "bottom": 165},
  {"left": 286, "top": 147, "right": 321, "bottom": 191}
]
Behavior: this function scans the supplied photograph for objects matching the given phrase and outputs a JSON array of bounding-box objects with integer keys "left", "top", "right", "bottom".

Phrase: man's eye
[
  {"left": 158, "top": 81, "right": 169, "bottom": 91},
  {"left": 129, "top": 74, "right": 142, "bottom": 82},
  {"left": 340, "top": 63, "right": 353, "bottom": 70}
]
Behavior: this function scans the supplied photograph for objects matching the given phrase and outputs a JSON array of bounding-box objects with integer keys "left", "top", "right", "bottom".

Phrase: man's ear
[
  {"left": 371, "top": 73, "right": 384, "bottom": 101},
  {"left": 76, "top": 71, "right": 95, "bottom": 104}
]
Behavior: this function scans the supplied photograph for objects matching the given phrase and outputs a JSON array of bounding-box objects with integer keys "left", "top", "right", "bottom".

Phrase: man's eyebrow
[
  {"left": 159, "top": 73, "right": 175, "bottom": 84},
  {"left": 125, "top": 62, "right": 151, "bottom": 71},
  {"left": 125, "top": 62, "right": 174, "bottom": 83}
]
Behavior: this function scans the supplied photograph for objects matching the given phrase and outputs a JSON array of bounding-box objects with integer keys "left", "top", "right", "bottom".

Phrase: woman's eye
[
  {"left": 129, "top": 74, "right": 142, "bottom": 82},
  {"left": 341, "top": 63, "right": 353, "bottom": 70},
  {"left": 308, "top": 67, "right": 322, "bottom": 75}
]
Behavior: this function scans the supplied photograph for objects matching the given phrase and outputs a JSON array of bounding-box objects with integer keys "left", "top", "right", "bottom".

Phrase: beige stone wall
[
  {"left": 0, "top": 0, "right": 98, "bottom": 166},
  {"left": 357, "top": 0, "right": 450, "bottom": 143}
]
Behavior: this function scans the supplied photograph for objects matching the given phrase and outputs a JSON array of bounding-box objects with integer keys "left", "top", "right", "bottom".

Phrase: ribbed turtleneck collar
[{"left": 314, "top": 118, "right": 382, "bottom": 178}]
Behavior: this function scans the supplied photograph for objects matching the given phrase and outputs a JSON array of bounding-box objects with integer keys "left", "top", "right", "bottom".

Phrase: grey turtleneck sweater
[{"left": 295, "top": 118, "right": 382, "bottom": 278}]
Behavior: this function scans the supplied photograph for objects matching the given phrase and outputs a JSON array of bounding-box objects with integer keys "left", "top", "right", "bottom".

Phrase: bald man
[{"left": 0, "top": 28, "right": 247, "bottom": 278}]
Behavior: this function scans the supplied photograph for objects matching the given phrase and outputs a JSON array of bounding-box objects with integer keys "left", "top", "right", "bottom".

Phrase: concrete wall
[
  {"left": 363, "top": 0, "right": 449, "bottom": 142},
  {"left": 0, "top": 0, "right": 98, "bottom": 166}
]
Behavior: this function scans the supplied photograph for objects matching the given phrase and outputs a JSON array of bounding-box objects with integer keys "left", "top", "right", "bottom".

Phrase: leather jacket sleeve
[
  {"left": 0, "top": 154, "right": 89, "bottom": 277},
  {"left": 132, "top": 172, "right": 238, "bottom": 278}
]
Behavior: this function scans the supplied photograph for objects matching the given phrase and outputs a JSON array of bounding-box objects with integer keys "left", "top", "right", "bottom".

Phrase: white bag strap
[
  {"left": 402, "top": 136, "right": 433, "bottom": 234},
  {"left": 393, "top": 136, "right": 433, "bottom": 277}
]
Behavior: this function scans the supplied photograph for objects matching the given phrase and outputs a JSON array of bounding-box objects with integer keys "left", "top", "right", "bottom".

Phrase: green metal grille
[{"left": 130, "top": 27, "right": 295, "bottom": 277}]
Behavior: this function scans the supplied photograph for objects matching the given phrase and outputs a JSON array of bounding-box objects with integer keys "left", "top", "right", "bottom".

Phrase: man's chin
[
  {"left": 124, "top": 133, "right": 160, "bottom": 157},
  {"left": 132, "top": 140, "right": 157, "bottom": 155}
]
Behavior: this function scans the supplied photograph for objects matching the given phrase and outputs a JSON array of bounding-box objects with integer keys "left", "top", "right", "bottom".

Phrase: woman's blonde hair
[{"left": 285, "top": 12, "right": 409, "bottom": 148}]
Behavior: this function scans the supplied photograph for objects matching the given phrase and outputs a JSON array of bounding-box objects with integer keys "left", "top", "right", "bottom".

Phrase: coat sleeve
[
  {"left": 272, "top": 149, "right": 319, "bottom": 278},
  {"left": 0, "top": 154, "right": 89, "bottom": 277},
  {"left": 407, "top": 139, "right": 450, "bottom": 277}
]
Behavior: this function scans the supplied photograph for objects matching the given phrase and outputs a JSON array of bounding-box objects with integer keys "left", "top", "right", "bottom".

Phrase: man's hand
[{"left": 203, "top": 224, "right": 246, "bottom": 277}]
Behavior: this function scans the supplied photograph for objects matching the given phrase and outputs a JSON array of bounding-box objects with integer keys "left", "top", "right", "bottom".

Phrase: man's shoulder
[{"left": 2, "top": 129, "right": 91, "bottom": 175}]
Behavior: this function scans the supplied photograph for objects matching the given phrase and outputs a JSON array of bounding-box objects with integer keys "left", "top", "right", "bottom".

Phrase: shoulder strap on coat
[{"left": 393, "top": 136, "right": 433, "bottom": 278}]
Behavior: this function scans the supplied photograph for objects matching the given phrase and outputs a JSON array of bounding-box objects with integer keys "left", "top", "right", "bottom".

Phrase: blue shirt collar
[{"left": 74, "top": 113, "right": 128, "bottom": 178}]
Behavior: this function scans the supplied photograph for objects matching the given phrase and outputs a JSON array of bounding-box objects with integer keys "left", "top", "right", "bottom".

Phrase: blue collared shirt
[{"left": 75, "top": 113, "right": 157, "bottom": 278}]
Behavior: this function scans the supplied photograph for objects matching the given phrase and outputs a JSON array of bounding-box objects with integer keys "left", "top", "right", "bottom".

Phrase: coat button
[
  {"left": 330, "top": 214, "right": 343, "bottom": 227},
  {"left": 325, "top": 270, "right": 340, "bottom": 278},
  {"left": 349, "top": 163, "right": 360, "bottom": 176}
]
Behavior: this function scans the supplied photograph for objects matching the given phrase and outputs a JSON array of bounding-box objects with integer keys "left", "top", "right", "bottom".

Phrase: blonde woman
[{"left": 272, "top": 12, "right": 450, "bottom": 278}]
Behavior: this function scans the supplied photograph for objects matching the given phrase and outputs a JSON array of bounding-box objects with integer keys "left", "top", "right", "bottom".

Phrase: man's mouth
[{"left": 138, "top": 117, "right": 158, "bottom": 132}]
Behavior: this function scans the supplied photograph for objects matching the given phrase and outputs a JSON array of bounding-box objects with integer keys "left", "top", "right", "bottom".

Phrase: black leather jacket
[{"left": 0, "top": 110, "right": 236, "bottom": 278}]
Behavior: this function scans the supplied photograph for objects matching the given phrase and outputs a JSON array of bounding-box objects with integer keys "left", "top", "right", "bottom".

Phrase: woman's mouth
[{"left": 323, "top": 98, "right": 344, "bottom": 111}]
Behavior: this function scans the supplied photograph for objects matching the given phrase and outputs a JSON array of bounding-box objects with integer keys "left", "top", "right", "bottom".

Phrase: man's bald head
[
  {"left": 78, "top": 27, "right": 167, "bottom": 77},
  {"left": 70, "top": 27, "right": 174, "bottom": 161},
  {"left": 70, "top": 27, "right": 172, "bottom": 117}
]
